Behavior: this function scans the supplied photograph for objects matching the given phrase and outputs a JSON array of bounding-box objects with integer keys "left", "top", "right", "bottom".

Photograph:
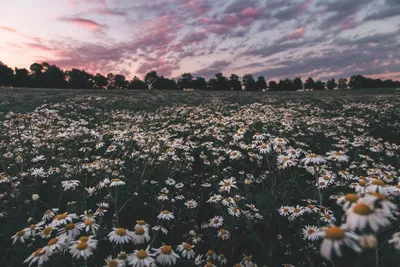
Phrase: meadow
[{"left": 1, "top": 88, "right": 399, "bottom": 267}]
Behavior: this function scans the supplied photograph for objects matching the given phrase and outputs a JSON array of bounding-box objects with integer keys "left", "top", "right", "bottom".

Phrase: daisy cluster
[{"left": 0, "top": 93, "right": 399, "bottom": 266}]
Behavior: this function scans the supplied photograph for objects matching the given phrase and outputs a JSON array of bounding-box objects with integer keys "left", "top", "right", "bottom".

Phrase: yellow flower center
[
  {"left": 370, "top": 192, "right": 386, "bottom": 200},
  {"left": 76, "top": 242, "right": 88, "bottom": 250},
  {"left": 135, "top": 227, "right": 145, "bottom": 235},
  {"left": 29, "top": 224, "right": 36, "bottom": 229},
  {"left": 138, "top": 220, "right": 146, "bottom": 225},
  {"left": 113, "top": 178, "right": 120, "bottom": 182},
  {"left": 45, "top": 209, "right": 52, "bottom": 214},
  {"left": 42, "top": 227, "right": 53, "bottom": 236},
  {"left": 308, "top": 154, "right": 318, "bottom": 158},
  {"left": 54, "top": 213, "right": 68, "bottom": 220},
  {"left": 325, "top": 226, "right": 345, "bottom": 240},
  {"left": 84, "top": 219, "right": 94, "bottom": 225},
  {"left": 293, "top": 208, "right": 301, "bottom": 213},
  {"left": 205, "top": 262, "right": 213, "bottom": 267},
  {"left": 66, "top": 223, "right": 76, "bottom": 230},
  {"left": 324, "top": 214, "right": 331, "bottom": 219},
  {"left": 47, "top": 238, "right": 58, "bottom": 246},
  {"left": 115, "top": 228, "right": 127, "bottom": 236},
  {"left": 183, "top": 243, "right": 192, "bottom": 250},
  {"left": 231, "top": 152, "right": 238, "bottom": 156},
  {"left": 16, "top": 230, "right": 25, "bottom": 237},
  {"left": 372, "top": 179, "right": 385, "bottom": 186},
  {"left": 307, "top": 228, "right": 315, "bottom": 234},
  {"left": 333, "top": 151, "right": 343, "bottom": 156},
  {"left": 34, "top": 248, "right": 45, "bottom": 257},
  {"left": 162, "top": 210, "right": 169, "bottom": 214},
  {"left": 231, "top": 208, "right": 238, "bottom": 213},
  {"left": 161, "top": 245, "right": 172, "bottom": 254},
  {"left": 260, "top": 144, "right": 267, "bottom": 149},
  {"left": 79, "top": 236, "right": 89, "bottom": 242},
  {"left": 207, "top": 250, "right": 214, "bottom": 256},
  {"left": 353, "top": 203, "right": 373, "bottom": 215},
  {"left": 136, "top": 250, "right": 148, "bottom": 259},
  {"left": 108, "top": 260, "right": 119, "bottom": 267},
  {"left": 224, "top": 182, "right": 231, "bottom": 186},
  {"left": 359, "top": 179, "right": 367, "bottom": 186},
  {"left": 118, "top": 252, "right": 127, "bottom": 260},
  {"left": 283, "top": 208, "right": 289, "bottom": 212},
  {"left": 345, "top": 193, "right": 359, "bottom": 202}
]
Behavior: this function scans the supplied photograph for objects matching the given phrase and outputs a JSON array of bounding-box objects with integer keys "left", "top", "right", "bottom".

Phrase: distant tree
[
  {"left": 114, "top": 75, "right": 128, "bottom": 90},
  {"left": 29, "top": 63, "right": 44, "bottom": 87},
  {"left": 14, "top": 68, "right": 30, "bottom": 87},
  {"left": 129, "top": 76, "right": 147, "bottom": 90},
  {"left": 177, "top": 73, "right": 193, "bottom": 90},
  {"left": 268, "top": 80, "right": 277, "bottom": 91},
  {"left": 293, "top": 77, "right": 303, "bottom": 90},
  {"left": 256, "top": 76, "right": 267, "bottom": 91},
  {"left": 315, "top": 80, "right": 326, "bottom": 90},
  {"left": 242, "top": 74, "right": 257, "bottom": 91},
  {"left": 229, "top": 74, "right": 242, "bottom": 91},
  {"left": 0, "top": 62, "right": 14, "bottom": 87},
  {"left": 337, "top": 78, "right": 348, "bottom": 89},
  {"left": 277, "top": 78, "right": 294, "bottom": 91},
  {"left": 106, "top": 73, "right": 116, "bottom": 89},
  {"left": 207, "top": 78, "right": 217, "bottom": 90},
  {"left": 304, "top": 77, "right": 315, "bottom": 89},
  {"left": 215, "top": 73, "right": 230, "bottom": 90},
  {"left": 144, "top": 71, "right": 159, "bottom": 89},
  {"left": 348, "top": 75, "right": 367, "bottom": 89},
  {"left": 41, "top": 63, "right": 67, "bottom": 88},
  {"left": 66, "top": 69, "right": 94, "bottom": 89},
  {"left": 193, "top": 77, "right": 207, "bottom": 90},
  {"left": 92, "top": 73, "right": 108, "bottom": 89},
  {"left": 157, "top": 76, "right": 178, "bottom": 90},
  {"left": 326, "top": 78, "right": 337, "bottom": 90}
]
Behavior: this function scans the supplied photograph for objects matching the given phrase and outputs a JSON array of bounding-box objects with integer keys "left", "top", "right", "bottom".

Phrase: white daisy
[
  {"left": 153, "top": 245, "right": 180, "bottom": 265},
  {"left": 157, "top": 210, "right": 175, "bottom": 220},
  {"left": 108, "top": 228, "right": 132, "bottom": 244},
  {"left": 177, "top": 242, "right": 196, "bottom": 259}
]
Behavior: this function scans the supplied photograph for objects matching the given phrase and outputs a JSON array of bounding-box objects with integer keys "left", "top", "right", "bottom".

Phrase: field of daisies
[{"left": 1, "top": 88, "right": 399, "bottom": 267}]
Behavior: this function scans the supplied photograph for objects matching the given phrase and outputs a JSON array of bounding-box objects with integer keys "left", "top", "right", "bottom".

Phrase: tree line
[{"left": 1, "top": 61, "right": 399, "bottom": 90}]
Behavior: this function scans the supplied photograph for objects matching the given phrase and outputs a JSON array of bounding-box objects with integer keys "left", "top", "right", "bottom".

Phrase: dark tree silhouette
[
  {"left": 229, "top": 74, "right": 242, "bottom": 91},
  {"left": 177, "top": 73, "right": 194, "bottom": 90},
  {"left": 315, "top": 80, "right": 326, "bottom": 90},
  {"left": 0, "top": 62, "right": 14, "bottom": 87},
  {"left": 304, "top": 77, "right": 315, "bottom": 89},
  {"left": 327, "top": 78, "right": 337, "bottom": 90},
  {"left": 93, "top": 73, "right": 108, "bottom": 89},
  {"left": 129, "top": 76, "right": 147, "bottom": 90},
  {"left": 14, "top": 68, "right": 30, "bottom": 87},
  {"left": 293, "top": 77, "right": 303, "bottom": 90},
  {"left": 338, "top": 78, "right": 348, "bottom": 89},
  {"left": 193, "top": 77, "right": 207, "bottom": 90},
  {"left": 214, "top": 73, "right": 230, "bottom": 91},
  {"left": 42, "top": 63, "right": 67, "bottom": 88},
  {"left": 2, "top": 61, "right": 400, "bottom": 91},
  {"left": 268, "top": 80, "right": 277, "bottom": 91},
  {"left": 29, "top": 63, "right": 44, "bottom": 87},
  {"left": 114, "top": 75, "right": 128, "bottom": 90},
  {"left": 144, "top": 71, "right": 159, "bottom": 89},
  {"left": 67, "top": 69, "right": 94, "bottom": 89},
  {"left": 242, "top": 74, "right": 257, "bottom": 91},
  {"left": 256, "top": 76, "right": 267, "bottom": 91}
]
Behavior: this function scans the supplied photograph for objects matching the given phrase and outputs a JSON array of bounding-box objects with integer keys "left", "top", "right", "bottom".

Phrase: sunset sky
[{"left": 0, "top": 0, "right": 399, "bottom": 80}]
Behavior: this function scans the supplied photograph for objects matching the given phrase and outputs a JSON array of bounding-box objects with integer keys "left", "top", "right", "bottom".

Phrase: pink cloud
[
  {"left": 282, "top": 27, "right": 305, "bottom": 42},
  {"left": 240, "top": 7, "right": 263, "bottom": 18},
  {"left": 341, "top": 16, "right": 357, "bottom": 30},
  {"left": 0, "top": 25, "right": 17, "bottom": 33},
  {"left": 58, "top": 17, "right": 106, "bottom": 31}
]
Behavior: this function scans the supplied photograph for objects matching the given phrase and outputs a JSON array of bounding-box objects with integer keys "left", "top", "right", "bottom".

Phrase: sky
[{"left": 0, "top": 0, "right": 400, "bottom": 81}]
